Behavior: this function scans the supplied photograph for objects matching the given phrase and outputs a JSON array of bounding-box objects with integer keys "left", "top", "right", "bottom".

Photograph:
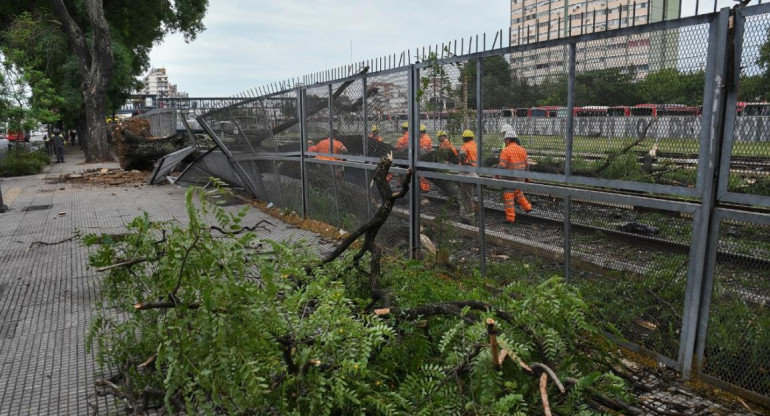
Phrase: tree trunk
[
  {"left": 83, "top": 94, "right": 111, "bottom": 161},
  {"left": 50, "top": 0, "right": 114, "bottom": 163}
]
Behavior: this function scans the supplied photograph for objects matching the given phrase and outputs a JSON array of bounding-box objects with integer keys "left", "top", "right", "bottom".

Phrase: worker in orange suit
[
  {"left": 395, "top": 122, "right": 409, "bottom": 151},
  {"left": 497, "top": 126, "right": 532, "bottom": 223},
  {"left": 458, "top": 129, "right": 479, "bottom": 222},
  {"left": 308, "top": 135, "right": 347, "bottom": 160},
  {"left": 417, "top": 124, "right": 433, "bottom": 192},
  {"left": 368, "top": 125, "right": 383, "bottom": 142},
  {"left": 387, "top": 122, "right": 410, "bottom": 183},
  {"left": 435, "top": 130, "right": 458, "bottom": 162},
  {"left": 459, "top": 129, "right": 478, "bottom": 167}
]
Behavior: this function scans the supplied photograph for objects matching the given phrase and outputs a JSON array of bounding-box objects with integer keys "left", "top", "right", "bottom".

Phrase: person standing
[
  {"left": 458, "top": 129, "right": 479, "bottom": 223},
  {"left": 43, "top": 134, "right": 51, "bottom": 156},
  {"left": 51, "top": 128, "right": 65, "bottom": 163},
  {"left": 497, "top": 126, "right": 532, "bottom": 223},
  {"left": 435, "top": 131, "right": 458, "bottom": 164},
  {"left": 368, "top": 125, "right": 383, "bottom": 142},
  {"left": 418, "top": 125, "right": 433, "bottom": 192},
  {"left": 308, "top": 135, "right": 347, "bottom": 161},
  {"left": 395, "top": 122, "right": 409, "bottom": 151}
]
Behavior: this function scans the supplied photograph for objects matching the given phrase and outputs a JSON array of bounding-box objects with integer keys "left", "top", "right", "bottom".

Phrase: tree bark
[{"left": 50, "top": 0, "right": 114, "bottom": 162}]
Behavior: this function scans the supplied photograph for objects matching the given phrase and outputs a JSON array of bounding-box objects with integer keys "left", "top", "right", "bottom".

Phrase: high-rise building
[
  {"left": 510, "top": 0, "right": 681, "bottom": 81},
  {"left": 141, "top": 67, "right": 170, "bottom": 97}
]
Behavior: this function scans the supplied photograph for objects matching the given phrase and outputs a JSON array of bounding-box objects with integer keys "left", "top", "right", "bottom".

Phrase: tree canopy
[{"left": 0, "top": 0, "right": 208, "bottom": 161}]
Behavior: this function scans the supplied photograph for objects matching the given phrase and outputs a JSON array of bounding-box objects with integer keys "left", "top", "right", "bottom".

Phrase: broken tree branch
[
  {"left": 95, "top": 257, "right": 149, "bottom": 272},
  {"left": 208, "top": 219, "right": 273, "bottom": 235},
  {"left": 540, "top": 373, "right": 552, "bottom": 416},
  {"left": 27, "top": 233, "right": 81, "bottom": 251}
]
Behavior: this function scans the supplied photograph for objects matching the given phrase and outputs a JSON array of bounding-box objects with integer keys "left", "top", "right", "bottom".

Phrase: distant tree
[
  {"left": 637, "top": 68, "right": 704, "bottom": 105},
  {"left": 574, "top": 67, "right": 640, "bottom": 106},
  {"left": 460, "top": 55, "right": 514, "bottom": 109},
  {"left": 741, "top": 28, "right": 770, "bottom": 102}
]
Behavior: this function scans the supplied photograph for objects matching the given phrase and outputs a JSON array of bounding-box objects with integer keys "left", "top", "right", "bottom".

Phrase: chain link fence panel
[{"left": 701, "top": 219, "right": 770, "bottom": 400}]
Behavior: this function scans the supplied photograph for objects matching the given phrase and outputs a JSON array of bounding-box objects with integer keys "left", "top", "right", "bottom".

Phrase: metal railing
[{"left": 178, "top": 4, "right": 770, "bottom": 406}]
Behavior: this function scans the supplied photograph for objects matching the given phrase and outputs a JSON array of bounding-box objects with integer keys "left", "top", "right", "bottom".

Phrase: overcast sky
[{"left": 147, "top": 0, "right": 741, "bottom": 97}]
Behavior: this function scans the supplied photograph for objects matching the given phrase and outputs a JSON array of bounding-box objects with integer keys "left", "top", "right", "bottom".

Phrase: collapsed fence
[{"left": 156, "top": 5, "right": 770, "bottom": 407}]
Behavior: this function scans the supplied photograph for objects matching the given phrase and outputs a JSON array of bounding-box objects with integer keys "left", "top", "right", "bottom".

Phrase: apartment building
[
  {"left": 141, "top": 67, "right": 170, "bottom": 97},
  {"left": 510, "top": 0, "right": 681, "bottom": 81}
]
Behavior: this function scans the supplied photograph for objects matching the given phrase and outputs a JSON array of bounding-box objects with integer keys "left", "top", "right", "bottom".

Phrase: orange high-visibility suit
[
  {"left": 438, "top": 139, "right": 458, "bottom": 159},
  {"left": 460, "top": 140, "right": 478, "bottom": 167},
  {"left": 309, "top": 138, "right": 347, "bottom": 160},
  {"left": 498, "top": 141, "right": 531, "bottom": 223},
  {"left": 395, "top": 131, "right": 409, "bottom": 151},
  {"left": 368, "top": 133, "right": 383, "bottom": 142},
  {"left": 418, "top": 133, "right": 433, "bottom": 191}
]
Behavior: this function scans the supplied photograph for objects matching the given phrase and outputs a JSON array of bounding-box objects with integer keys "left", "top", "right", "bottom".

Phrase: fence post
[
  {"left": 362, "top": 76, "right": 373, "bottom": 220},
  {"left": 476, "top": 58, "right": 486, "bottom": 276},
  {"left": 693, "top": 6, "right": 743, "bottom": 378},
  {"left": 679, "top": 8, "right": 730, "bottom": 380},
  {"left": 408, "top": 65, "right": 420, "bottom": 259},
  {"left": 564, "top": 42, "right": 576, "bottom": 282},
  {"left": 328, "top": 84, "right": 343, "bottom": 229},
  {"left": 298, "top": 86, "right": 309, "bottom": 219}
]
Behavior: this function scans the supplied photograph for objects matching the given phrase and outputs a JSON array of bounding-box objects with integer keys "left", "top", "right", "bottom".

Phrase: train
[{"left": 394, "top": 102, "right": 770, "bottom": 120}]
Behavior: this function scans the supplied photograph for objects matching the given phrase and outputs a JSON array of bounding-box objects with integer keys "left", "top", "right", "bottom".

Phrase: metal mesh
[
  {"left": 731, "top": 12, "right": 770, "bottom": 197},
  {"left": 365, "top": 70, "right": 409, "bottom": 162},
  {"left": 418, "top": 176, "right": 482, "bottom": 274},
  {"left": 305, "top": 160, "right": 343, "bottom": 228},
  {"left": 275, "top": 160, "right": 303, "bottom": 214},
  {"left": 375, "top": 167, "right": 412, "bottom": 258},
  {"left": 304, "top": 86, "right": 331, "bottom": 152},
  {"left": 482, "top": 184, "right": 565, "bottom": 284},
  {"left": 175, "top": 149, "right": 245, "bottom": 190},
  {"left": 264, "top": 91, "right": 301, "bottom": 152},
  {"left": 702, "top": 219, "right": 770, "bottom": 396},
  {"left": 148, "top": 146, "right": 198, "bottom": 184},
  {"left": 506, "top": 46, "right": 569, "bottom": 176},
  {"left": 569, "top": 198, "right": 692, "bottom": 360},
  {"left": 199, "top": 104, "right": 259, "bottom": 155},
  {"left": 331, "top": 79, "right": 365, "bottom": 157},
  {"left": 570, "top": 24, "right": 708, "bottom": 185},
  {"left": 136, "top": 108, "right": 178, "bottom": 137}
]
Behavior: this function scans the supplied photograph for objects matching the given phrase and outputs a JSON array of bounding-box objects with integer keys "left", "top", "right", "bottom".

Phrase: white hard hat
[{"left": 501, "top": 125, "right": 517, "bottom": 139}]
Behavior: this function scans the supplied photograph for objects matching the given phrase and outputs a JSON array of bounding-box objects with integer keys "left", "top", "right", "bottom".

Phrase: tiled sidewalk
[{"left": 0, "top": 147, "right": 329, "bottom": 415}]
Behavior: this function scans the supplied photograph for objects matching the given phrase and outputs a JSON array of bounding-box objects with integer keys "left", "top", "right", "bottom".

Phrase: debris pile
[
  {"left": 49, "top": 168, "right": 148, "bottom": 186},
  {"left": 111, "top": 118, "right": 188, "bottom": 171}
]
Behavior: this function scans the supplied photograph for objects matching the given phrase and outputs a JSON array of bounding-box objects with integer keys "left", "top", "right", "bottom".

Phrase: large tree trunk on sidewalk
[
  {"left": 50, "top": 0, "right": 114, "bottom": 162},
  {"left": 83, "top": 95, "right": 111, "bottom": 159}
]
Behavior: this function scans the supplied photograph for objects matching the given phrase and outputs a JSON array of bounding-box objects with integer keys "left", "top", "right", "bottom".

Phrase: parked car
[{"left": 6, "top": 130, "right": 26, "bottom": 142}]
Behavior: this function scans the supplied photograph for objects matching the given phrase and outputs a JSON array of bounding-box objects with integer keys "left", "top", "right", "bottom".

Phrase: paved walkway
[{"left": 0, "top": 146, "right": 329, "bottom": 415}]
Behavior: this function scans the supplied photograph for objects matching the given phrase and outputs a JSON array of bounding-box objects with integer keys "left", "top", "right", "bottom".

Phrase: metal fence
[{"left": 178, "top": 5, "right": 770, "bottom": 406}]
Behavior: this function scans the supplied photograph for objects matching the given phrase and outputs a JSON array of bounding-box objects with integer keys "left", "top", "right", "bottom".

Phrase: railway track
[
  {"left": 420, "top": 191, "right": 770, "bottom": 270},
  {"left": 528, "top": 149, "right": 770, "bottom": 174}
]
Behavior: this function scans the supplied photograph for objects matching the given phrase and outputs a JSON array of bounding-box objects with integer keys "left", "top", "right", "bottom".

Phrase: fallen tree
[
  {"left": 86, "top": 155, "right": 637, "bottom": 415},
  {"left": 111, "top": 118, "right": 190, "bottom": 171}
]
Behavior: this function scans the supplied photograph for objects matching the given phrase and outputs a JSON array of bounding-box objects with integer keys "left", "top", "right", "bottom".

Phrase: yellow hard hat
[
  {"left": 371, "top": 125, "right": 379, "bottom": 132},
  {"left": 437, "top": 130, "right": 447, "bottom": 137},
  {"left": 462, "top": 129, "right": 474, "bottom": 138},
  {"left": 401, "top": 122, "right": 409, "bottom": 129},
  {"left": 419, "top": 124, "right": 427, "bottom": 132}
]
